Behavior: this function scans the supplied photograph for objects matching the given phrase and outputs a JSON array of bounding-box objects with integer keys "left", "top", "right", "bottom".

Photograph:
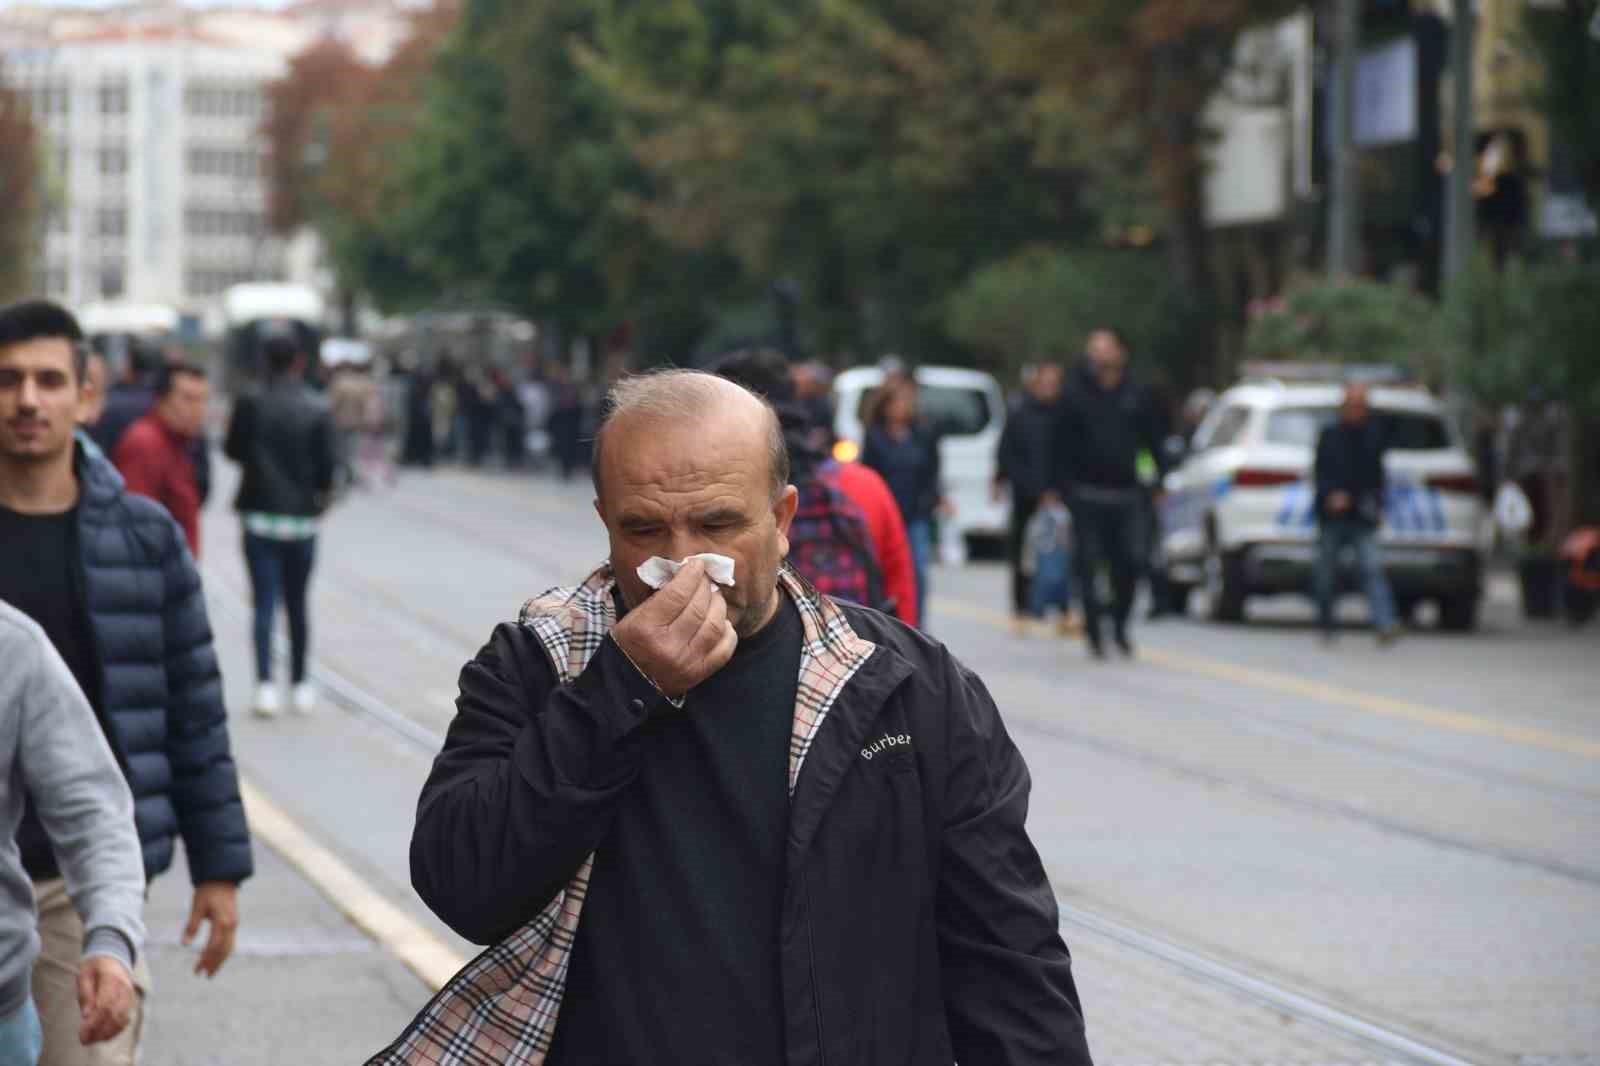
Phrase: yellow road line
[
  {"left": 930, "top": 596, "right": 1600, "bottom": 760},
  {"left": 239, "top": 778, "right": 467, "bottom": 991}
]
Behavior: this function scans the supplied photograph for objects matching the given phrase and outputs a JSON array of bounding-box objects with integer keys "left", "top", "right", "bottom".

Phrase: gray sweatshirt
[{"left": 0, "top": 600, "right": 145, "bottom": 1015}]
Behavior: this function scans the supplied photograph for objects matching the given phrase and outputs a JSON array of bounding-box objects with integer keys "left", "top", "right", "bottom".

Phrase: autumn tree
[{"left": 0, "top": 62, "right": 41, "bottom": 302}]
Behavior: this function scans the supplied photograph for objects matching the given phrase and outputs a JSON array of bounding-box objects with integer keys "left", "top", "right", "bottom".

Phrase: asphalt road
[{"left": 154, "top": 459, "right": 1598, "bottom": 1066}]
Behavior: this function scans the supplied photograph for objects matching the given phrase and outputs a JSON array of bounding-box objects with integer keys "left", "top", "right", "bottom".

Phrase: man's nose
[
  {"left": 16, "top": 377, "right": 41, "bottom": 410},
  {"left": 664, "top": 531, "right": 709, "bottom": 562}
]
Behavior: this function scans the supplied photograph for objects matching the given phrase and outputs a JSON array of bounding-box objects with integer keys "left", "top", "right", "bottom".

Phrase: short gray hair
[{"left": 591, "top": 369, "right": 790, "bottom": 501}]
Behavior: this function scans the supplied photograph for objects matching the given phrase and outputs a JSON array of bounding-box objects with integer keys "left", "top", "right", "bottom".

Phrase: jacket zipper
[{"left": 802, "top": 873, "right": 829, "bottom": 1066}]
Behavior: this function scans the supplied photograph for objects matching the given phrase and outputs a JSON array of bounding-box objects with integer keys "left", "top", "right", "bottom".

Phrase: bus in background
[
  {"left": 80, "top": 301, "right": 181, "bottom": 377},
  {"left": 216, "top": 282, "right": 326, "bottom": 393}
]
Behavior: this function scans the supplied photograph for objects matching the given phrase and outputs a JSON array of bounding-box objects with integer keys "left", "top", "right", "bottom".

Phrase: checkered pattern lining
[{"left": 365, "top": 562, "right": 877, "bottom": 1066}]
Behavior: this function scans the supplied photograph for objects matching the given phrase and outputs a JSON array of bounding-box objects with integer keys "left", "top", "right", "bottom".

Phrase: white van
[{"left": 832, "top": 365, "right": 1008, "bottom": 559}]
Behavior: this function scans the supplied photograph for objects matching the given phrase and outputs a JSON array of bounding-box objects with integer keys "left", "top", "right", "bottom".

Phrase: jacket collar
[{"left": 73, "top": 438, "right": 125, "bottom": 516}]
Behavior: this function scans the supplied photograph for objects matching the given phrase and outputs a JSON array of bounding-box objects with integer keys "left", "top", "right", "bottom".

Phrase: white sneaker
[
  {"left": 291, "top": 682, "right": 317, "bottom": 715},
  {"left": 253, "top": 683, "right": 281, "bottom": 718}
]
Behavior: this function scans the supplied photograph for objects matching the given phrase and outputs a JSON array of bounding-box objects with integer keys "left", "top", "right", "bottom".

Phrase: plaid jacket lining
[{"left": 366, "top": 562, "right": 877, "bottom": 1066}]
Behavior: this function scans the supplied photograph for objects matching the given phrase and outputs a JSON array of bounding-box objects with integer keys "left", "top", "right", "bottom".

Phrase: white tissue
[{"left": 635, "top": 553, "right": 737, "bottom": 590}]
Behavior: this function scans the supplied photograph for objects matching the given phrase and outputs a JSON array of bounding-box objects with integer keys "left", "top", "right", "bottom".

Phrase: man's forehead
[{"left": 0, "top": 337, "right": 76, "bottom": 368}]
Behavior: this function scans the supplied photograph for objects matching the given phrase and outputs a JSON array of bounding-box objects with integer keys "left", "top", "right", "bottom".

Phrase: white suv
[{"left": 1160, "top": 380, "right": 1487, "bottom": 630}]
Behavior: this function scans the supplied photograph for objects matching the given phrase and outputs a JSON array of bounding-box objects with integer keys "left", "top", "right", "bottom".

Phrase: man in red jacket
[{"left": 111, "top": 363, "right": 208, "bottom": 557}]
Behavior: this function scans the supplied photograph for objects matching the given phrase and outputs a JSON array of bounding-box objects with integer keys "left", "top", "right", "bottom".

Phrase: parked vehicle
[
  {"left": 217, "top": 282, "right": 325, "bottom": 392},
  {"left": 832, "top": 365, "right": 1007, "bottom": 559},
  {"left": 1159, "top": 378, "right": 1488, "bottom": 630},
  {"left": 81, "top": 301, "right": 181, "bottom": 373}
]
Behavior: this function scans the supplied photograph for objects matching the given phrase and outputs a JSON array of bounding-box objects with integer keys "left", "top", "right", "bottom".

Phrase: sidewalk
[{"left": 140, "top": 845, "right": 427, "bottom": 1065}]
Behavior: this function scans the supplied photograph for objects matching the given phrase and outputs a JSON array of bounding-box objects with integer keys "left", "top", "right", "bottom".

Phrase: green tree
[
  {"left": 586, "top": 0, "right": 1096, "bottom": 359},
  {"left": 979, "top": 0, "right": 1306, "bottom": 375},
  {"left": 944, "top": 246, "right": 1192, "bottom": 382},
  {"left": 1243, "top": 277, "right": 1441, "bottom": 379}
]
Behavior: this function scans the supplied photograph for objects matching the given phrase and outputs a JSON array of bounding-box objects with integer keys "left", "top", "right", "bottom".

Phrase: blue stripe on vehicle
[{"left": 1426, "top": 486, "right": 1446, "bottom": 533}]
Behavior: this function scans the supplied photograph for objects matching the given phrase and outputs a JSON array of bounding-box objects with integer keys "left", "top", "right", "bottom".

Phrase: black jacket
[
  {"left": 998, "top": 395, "right": 1058, "bottom": 501},
  {"left": 411, "top": 599, "right": 1092, "bottom": 1066},
  {"left": 223, "top": 378, "right": 337, "bottom": 516},
  {"left": 20, "top": 447, "right": 253, "bottom": 884},
  {"left": 1314, "top": 420, "right": 1386, "bottom": 526},
  {"left": 1053, "top": 365, "right": 1168, "bottom": 493},
  {"left": 861, "top": 423, "right": 943, "bottom": 524}
]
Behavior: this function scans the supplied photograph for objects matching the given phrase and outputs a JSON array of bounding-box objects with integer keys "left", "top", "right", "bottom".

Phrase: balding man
[
  {"left": 381, "top": 370, "right": 1092, "bottom": 1066},
  {"left": 1313, "top": 382, "right": 1398, "bottom": 643}
]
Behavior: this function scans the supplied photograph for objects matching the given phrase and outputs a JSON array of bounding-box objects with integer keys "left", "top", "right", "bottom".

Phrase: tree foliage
[
  {"left": 294, "top": 0, "right": 1314, "bottom": 370},
  {"left": 1243, "top": 278, "right": 1442, "bottom": 380},
  {"left": 943, "top": 246, "right": 1195, "bottom": 383},
  {"left": 0, "top": 63, "right": 40, "bottom": 302}
]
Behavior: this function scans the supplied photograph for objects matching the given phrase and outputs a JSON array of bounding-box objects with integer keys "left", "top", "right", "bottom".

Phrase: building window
[
  {"left": 99, "top": 263, "right": 125, "bottom": 298},
  {"left": 98, "top": 80, "right": 129, "bottom": 117},
  {"left": 96, "top": 207, "right": 127, "bottom": 239},
  {"left": 98, "top": 146, "right": 128, "bottom": 177},
  {"left": 29, "top": 84, "right": 70, "bottom": 120}
]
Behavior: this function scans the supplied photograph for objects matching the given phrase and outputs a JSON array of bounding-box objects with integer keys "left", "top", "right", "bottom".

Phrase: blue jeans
[
  {"left": 1314, "top": 519, "right": 1396, "bottom": 632},
  {"left": 906, "top": 518, "right": 933, "bottom": 629},
  {"left": 243, "top": 533, "right": 317, "bottom": 683},
  {"left": 0, "top": 997, "right": 43, "bottom": 1065}
]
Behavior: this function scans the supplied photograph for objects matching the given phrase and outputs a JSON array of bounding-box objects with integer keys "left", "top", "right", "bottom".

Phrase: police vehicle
[{"left": 1159, "top": 369, "right": 1487, "bottom": 630}]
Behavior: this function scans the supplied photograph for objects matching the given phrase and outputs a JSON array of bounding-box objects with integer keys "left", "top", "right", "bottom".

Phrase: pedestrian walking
[
  {"left": 996, "top": 362, "right": 1064, "bottom": 631},
  {"left": 0, "top": 602, "right": 147, "bottom": 1065},
  {"left": 861, "top": 376, "right": 944, "bottom": 627},
  {"left": 1313, "top": 382, "right": 1399, "bottom": 644},
  {"left": 400, "top": 363, "right": 435, "bottom": 468},
  {"left": 371, "top": 369, "right": 1091, "bottom": 1066},
  {"left": 223, "top": 331, "right": 338, "bottom": 717},
  {"left": 0, "top": 300, "right": 253, "bottom": 1066},
  {"left": 110, "top": 362, "right": 209, "bottom": 557},
  {"left": 1054, "top": 327, "right": 1170, "bottom": 658}
]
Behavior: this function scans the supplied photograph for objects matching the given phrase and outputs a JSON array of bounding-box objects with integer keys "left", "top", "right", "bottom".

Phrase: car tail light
[
  {"left": 1234, "top": 468, "right": 1300, "bottom": 488},
  {"left": 1427, "top": 473, "right": 1480, "bottom": 496}
]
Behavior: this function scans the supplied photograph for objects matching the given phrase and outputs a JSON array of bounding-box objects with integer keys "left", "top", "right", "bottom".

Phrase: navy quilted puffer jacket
[{"left": 70, "top": 446, "right": 252, "bottom": 884}]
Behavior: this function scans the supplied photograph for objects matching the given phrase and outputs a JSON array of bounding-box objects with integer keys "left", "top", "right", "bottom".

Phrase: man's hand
[
  {"left": 612, "top": 559, "right": 738, "bottom": 698},
  {"left": 1328, "top": 490, "right": 1352, "bottom": 515},
  {"left": 77, "top": 956, "right": 134, "bottom": 1045},
  {"left": 183, "top": 881, "right": 239, "bottom": 978}
]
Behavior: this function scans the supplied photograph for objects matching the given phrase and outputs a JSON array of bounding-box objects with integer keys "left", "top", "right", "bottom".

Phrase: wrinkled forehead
[{"left": 602, "top": 410, "right": 772, "bottom": 507}]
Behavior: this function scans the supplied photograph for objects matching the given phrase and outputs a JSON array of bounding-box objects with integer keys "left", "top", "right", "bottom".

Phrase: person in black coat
[
  {"left": 0, "top": 300, "right": 252, "bottom": 1061},
  {"left": 995, "top": 362, "right": 1064, "bottom": 625},
  {"left": 375, "top": 370, "right": 1091, "bottom": 1066},
  {"left": 1312, "top": 383, "right": 1398, "bottom": 642},
  {"left": 1053, "top": 328, "right": 1169, "bottom": 657}
]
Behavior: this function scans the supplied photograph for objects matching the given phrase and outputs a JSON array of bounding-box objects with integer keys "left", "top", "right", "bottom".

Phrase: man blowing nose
[{"left": 370, "top": 370, "right": 1094, "bottom": 1066}]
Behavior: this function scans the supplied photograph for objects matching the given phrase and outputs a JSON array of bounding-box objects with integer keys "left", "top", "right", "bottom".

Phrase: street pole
[
  {"left": 1327, "top": 0, "right": 1360, "bottom": 277},
  {"left": 1442, "top": 0, "right": 1476, "bottom": 284}
]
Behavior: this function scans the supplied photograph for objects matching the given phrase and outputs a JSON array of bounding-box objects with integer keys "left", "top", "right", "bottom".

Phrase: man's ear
[
  {"left": 773, "top": 484, "right": 799, "bottom": 557},
  {"left": 75, "top": 373, "right": 97, "bottom": 425}
]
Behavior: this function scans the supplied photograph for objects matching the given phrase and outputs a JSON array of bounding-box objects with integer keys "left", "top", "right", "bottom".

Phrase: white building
[{"left": 0, "top": 1, "right": 416, "bottom": 323}]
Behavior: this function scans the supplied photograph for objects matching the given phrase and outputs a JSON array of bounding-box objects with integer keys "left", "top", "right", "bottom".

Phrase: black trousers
[
  {"left": 1069, "top": 492, "right": 1143, "bottom": 637},
  {"left": 1007, "top": 493, "right": 1041, "bottom": 614}
]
